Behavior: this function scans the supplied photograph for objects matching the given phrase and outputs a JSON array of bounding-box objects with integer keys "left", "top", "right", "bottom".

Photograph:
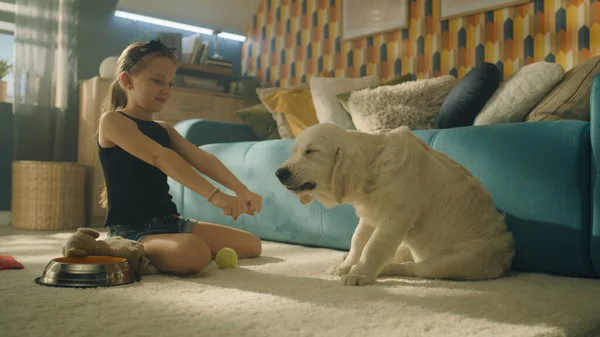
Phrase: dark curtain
[{"left": 12, "top": 0, "right": 79, "bottom": 162}]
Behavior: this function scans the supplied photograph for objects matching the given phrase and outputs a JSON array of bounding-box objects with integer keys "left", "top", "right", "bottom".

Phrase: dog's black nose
[{"left": 275, "top": 167, "right": 291, "bottom": 182}]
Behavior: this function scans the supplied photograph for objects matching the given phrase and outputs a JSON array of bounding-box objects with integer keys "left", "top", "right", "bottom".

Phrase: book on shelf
[
  {"left": 179, "top": 75, "right": 222, "bottom": 92},
  {"left": 181, "top": 34, "right": 210, "bottom": 65},
  {"left": 205, "top": 58, "right": 233, "bottom": 68}
]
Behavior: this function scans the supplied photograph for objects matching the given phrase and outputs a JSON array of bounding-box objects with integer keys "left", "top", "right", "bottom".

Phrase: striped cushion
[{"left": 527, "top": 55, "right": 600, "bottom": 122}]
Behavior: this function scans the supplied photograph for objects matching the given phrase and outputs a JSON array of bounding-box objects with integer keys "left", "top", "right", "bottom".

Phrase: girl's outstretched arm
[
  {"left": 161, "top": 121, "right": 249, "bottom": 194},
  {"left": 161, "top": 121, "right": 263, "bottom": 214}
]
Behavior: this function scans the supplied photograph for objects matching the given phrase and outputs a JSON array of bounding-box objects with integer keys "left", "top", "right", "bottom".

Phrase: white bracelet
[{"left": 206, "top": 187, "right": 220, "bottom": 202}]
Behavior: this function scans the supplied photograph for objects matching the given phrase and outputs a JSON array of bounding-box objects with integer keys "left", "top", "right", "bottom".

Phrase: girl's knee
[
  {"left": 163, "top": 236, "right": 211, "bottom": 275},
  {"left": 179, "top": 239, "right": 211, "bottom": 274},
  {"left": 245, "top": 235, "right": 262, "bottom": 258}
]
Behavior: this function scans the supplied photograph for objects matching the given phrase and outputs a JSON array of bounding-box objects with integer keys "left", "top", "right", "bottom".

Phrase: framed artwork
[
  {"left": 440, "top": 0, "right": 532, "bottom": 20},
  {"left": 341, "top": 0, "right": 409, "bottom": 41}
]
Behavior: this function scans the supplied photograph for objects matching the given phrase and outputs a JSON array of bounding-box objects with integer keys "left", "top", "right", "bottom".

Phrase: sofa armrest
[
  {"left": 173, "top": 119, "right": 259, "bottom": 147},
  {"left": 591, "top": 73, "right": 600, "bottom": 276},
  {"left": 592, "top": 73, "right": 600, "bottom": 170}
]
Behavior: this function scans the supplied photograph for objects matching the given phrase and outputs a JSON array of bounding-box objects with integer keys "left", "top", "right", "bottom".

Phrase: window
[
  {"left": 0, "top": 0, "right": 14, "bottom": 102},
  {"left": 0, "top": 32, "right": 14, "bottom": 102}
]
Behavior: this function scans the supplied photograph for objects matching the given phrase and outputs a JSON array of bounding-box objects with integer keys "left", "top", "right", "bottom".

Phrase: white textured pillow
[
  {"left": 348, "top": 75, "right": 458, "bottom": 132},
  {"left": 474, "top": 62, "right": 565, "bottom": 125},
  {"left": 309, "top": 75, "right": 380, "bottom": 130}
]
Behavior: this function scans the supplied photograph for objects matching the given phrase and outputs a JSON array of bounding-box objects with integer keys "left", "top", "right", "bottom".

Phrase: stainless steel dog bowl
[{"left": 35, "top": 256, "right": 136, "bottom": 288}]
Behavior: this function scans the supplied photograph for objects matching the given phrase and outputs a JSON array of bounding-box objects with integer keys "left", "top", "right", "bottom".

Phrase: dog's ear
[
  {"left": 298, "top": 194, "right": 314, "bottom": 205},
  {"left": 330, "top": 147, "right": 348, "bottom": 204}
]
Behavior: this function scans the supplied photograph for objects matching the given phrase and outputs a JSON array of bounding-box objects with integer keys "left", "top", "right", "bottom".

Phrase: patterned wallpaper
[{"left": 241, "top": 0, "right": 600, "bottom": 87}]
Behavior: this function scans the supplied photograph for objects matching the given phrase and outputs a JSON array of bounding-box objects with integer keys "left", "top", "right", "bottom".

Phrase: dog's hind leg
[
  {"left": 380, "top": 248, "right": 510, "bottom": 280},
  {"left": 341, "top": 208, "right": 419, "bottom": 286},
  {"left": 377, "top": 244, "right": 413, "bottom": 277},
  {"left": 341, "top": 227, "right": 405, "bottom": 286}
]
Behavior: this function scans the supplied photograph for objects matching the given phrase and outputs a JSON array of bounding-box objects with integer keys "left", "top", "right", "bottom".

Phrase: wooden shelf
[
  {"left": 91, "top": 76, "right": 242, "bottom": 99},
  {"left": 173, "top": 85, "right": 244, "bottom": 99},
  {"left": 177, "top": 63, "right": 233, "bottom": 76}
]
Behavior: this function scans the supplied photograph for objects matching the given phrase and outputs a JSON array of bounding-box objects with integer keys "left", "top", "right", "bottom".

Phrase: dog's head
[{"left": 276, "top": 123, "right": 352, "bottom": 207}]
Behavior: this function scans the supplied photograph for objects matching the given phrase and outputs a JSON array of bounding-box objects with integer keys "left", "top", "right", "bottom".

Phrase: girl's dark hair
[{"left": 98, "top": 41, "right": 177, "bottom": 209}]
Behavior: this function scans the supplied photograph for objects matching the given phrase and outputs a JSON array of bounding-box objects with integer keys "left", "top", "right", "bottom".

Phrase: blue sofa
[{"left": 170, "top": 74, "right": 600, "bottom": 279}]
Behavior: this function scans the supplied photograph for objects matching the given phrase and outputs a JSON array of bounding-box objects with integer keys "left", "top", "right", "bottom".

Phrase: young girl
[{"left": 97, "top": 39, "right": 263, "bottom": 275}]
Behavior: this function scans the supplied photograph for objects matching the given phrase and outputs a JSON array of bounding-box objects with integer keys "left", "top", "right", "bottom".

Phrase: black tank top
[{"left": 98, "top": 111, "right": 178, "bottom": 227}]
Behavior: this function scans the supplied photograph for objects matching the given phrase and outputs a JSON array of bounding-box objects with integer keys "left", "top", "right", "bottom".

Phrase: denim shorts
[{"left": 106, "top": 215, "right": 197, "bottom": 242}]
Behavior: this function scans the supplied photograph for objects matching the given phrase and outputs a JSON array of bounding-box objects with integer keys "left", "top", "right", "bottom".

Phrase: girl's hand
[
  {"left": 209, "top": 191, "right": 244, "bottom": 221},
  {"left": 236, "top": 188, "right": 263, "bottom": 215}
]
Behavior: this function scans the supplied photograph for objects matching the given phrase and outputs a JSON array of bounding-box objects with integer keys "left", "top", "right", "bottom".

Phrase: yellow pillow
[{"left": 260, "top": 87, "right": 319, "bottom": 137}]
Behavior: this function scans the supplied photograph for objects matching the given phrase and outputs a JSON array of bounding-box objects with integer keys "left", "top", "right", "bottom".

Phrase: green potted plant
[{"left": 0, "top": 60, "right": 10, "bottom": 102}]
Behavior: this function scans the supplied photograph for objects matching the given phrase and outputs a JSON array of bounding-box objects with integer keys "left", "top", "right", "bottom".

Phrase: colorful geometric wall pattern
[{"left": 241, "top": 0, "right": 600, "bottom": 88}]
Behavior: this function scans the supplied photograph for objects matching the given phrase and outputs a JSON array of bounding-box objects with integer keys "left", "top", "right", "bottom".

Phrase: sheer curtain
[{"left": 12, "top": 0, "right": 79, "bottom": 162}]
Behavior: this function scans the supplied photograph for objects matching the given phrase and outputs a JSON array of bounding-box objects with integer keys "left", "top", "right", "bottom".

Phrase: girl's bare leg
[
  {"left": 140, "top": 222, "right": 261, "bottom": 276},
  {"left": 141, "top": 233, "right": 212, "bottom": 275},
  {"left": 189, "top": 221, "right": 262, "bottom": 259}
]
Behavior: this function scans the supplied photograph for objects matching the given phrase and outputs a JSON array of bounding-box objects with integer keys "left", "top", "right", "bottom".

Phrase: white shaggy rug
[{"left": 2, "top": 229, "right": 600, "bottom": 337}]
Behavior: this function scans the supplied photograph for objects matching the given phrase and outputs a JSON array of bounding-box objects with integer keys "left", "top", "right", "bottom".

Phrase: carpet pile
[{"left": 1, "top": 230, "right": 600, "bottom": 337}]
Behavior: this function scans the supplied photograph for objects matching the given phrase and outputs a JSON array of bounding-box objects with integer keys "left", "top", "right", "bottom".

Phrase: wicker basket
[{"left": 11, "top": 161, "right": 86, "bottom": 230}]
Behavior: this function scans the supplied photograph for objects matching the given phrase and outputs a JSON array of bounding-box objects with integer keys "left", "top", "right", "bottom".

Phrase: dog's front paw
[
  {"left": 327, "top": 263, "right": 352, "bottom": 276},
  {"left": 341, "top": 273, "right": 375, "bottom": 286}
]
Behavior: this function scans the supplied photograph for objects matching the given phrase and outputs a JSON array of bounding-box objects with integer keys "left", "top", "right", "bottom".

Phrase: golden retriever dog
[{"left": 275, "top": 123, "right": 515, "bottom": 286}]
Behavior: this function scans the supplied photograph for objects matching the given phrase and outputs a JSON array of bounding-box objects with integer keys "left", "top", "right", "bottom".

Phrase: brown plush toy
[{"left": 62, "top": 228, "right": 159, "bottom": 277}]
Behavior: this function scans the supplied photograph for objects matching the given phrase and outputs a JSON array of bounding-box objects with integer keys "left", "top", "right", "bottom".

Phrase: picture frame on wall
[
  {"left": 440, "top": 0, "right": 532, "bottom": 20},
  {"left": 341, "top": 0, "right": 409, "bottom": 41}
]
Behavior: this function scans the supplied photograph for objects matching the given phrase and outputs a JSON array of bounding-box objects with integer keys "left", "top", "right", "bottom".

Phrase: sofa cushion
[
  {"left": 309, "top": 75, "right": 380, "bottom": 130},
  {"left": 474, "top": 62, "right": 565, "bottom": 125},
  {"left": 235, "top": 103, "right": 281, "bottom": 141},
  {"left": 347, "top": 75, "right": 457, "bottom": 132},
  {"left": 527, "top": 55, "right": 600, "bottom": 122},
  {"left": 257, "top": 86, "right": 304, "bottom": 140},
  {"left": 436, "top": 63, "right": 501, "bottom": 128},
  {"left": 260, "top": 86, "right": 319, "bottom": 137},
  {"left": 335, "top": 74, "right": 413, "bottom": 113}
]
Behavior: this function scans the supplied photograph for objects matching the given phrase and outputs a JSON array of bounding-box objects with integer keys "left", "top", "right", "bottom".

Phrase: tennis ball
[{"left": 215, "top": 247, "right": 238, "bottom": 269}]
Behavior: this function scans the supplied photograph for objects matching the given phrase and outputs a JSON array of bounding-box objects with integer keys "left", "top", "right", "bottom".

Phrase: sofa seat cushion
[{"left": 179, "top": 139, "right": 358, "bottom": 248}]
